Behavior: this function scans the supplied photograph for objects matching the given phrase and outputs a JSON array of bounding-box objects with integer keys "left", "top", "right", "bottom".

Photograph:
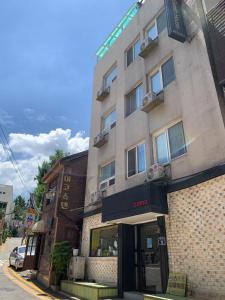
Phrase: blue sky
[
  {"left": 0, "top": 0, "right": 134, "bottom": 136},
  {"left": 0, "top": 0, "right": 135, "bottom": 196}
]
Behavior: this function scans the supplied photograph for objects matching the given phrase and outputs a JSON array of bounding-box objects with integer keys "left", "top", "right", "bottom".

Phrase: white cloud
[
  {"left": 23, "top": 107, "right": 50, "bottom": 123},
  {"left": 0, "top": 109, "right": 14, "bottom": 126},
  {"left": 0, "top": 128, "right": 89, "bottom": 198},
  {"left": 0, "top": 144, "right": 8, "bottom": 162}
]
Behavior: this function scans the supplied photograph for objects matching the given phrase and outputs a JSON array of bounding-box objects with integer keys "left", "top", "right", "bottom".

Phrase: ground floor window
[
  {"left": 26, "top": 235, "right": 38, "bottom": 256},
  {"left": 90, "top": 225, "right": 118, "bottom": 257}
]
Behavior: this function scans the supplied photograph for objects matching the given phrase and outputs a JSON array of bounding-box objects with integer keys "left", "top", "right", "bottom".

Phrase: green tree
[
  {"left": 34, "top": 160, "right": 50, "bottom": 185},
  {"left": 33, "top": 183, "right": 46, "bottom": 210},
  {"left": 14, "top": 195, "right": 27, "bottom": 221},
  {"left": 49, "top": 149, "right": 68, "bottom": 166},
  {"left": 34, "top": 149, "right": 67, "bottom": 210},
  {"left": 2, "top": 223, "right": 9, "bottom": 243},
  {"left": 51, "top": 241, "right": 72, "bottom": 284}
]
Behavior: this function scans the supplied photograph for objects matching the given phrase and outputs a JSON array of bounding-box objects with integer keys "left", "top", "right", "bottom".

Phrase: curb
[{"left": 3, "top": 263, "right": 60, "bottom": 299}]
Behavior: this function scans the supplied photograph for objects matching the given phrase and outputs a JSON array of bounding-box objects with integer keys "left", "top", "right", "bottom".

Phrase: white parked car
[{"left": 9, "top": 245, "right": 26, "bottom": 270}]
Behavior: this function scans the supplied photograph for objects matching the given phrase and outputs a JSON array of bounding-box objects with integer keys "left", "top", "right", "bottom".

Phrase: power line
[{"left": 0, "top": 122, "right": 31, "bottom": 195}]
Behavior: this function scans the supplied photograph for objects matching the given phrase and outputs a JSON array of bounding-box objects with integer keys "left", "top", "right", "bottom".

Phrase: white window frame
[
  {"left": 127, "top": 142, "right": 146, "bottom": 178},
  {"left": 103, "top": 64, "right": 117, "bottom": 89},
  {"left": 125, "top": 38, "right": 140, "bottom": 68},
  {"left": 101, "top": 109, "right": 116, "bottom": 132},
  {"left": 99, "top": 160, "right": 115, "bottom": 189},
  {"left": 145, "top": 9, "right": 166, "bottom": 40},
  {"left": 150, "top": 68, "right": 164, "bottom": 94},
  {"left": 149, "top": 56, "right": 175, "bottom": 94},
  {"left": 146, "top": 19, "right": 158, "bottom": 40},
  {"left": 125, "top": 82, "right": 143, "bottom": 117},
  {"left": 153, "top": 120, "right": 187, "bottom": 165}
]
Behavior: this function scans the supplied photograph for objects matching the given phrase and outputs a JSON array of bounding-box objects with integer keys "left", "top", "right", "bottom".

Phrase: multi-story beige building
[{"left": 81, "top": 0, "right": 225, "bottom": 299}]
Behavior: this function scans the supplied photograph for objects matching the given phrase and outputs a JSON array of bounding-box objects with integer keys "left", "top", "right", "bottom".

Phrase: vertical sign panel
[
  {"left": 60, "top": 174, "right": 72, "bottom": 210},
  {"left": 164, "top": 0, "right": 187, "bottom": 42}
]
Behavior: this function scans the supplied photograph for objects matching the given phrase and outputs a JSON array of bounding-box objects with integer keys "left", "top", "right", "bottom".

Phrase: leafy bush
[
  {"left": 51, "top": 241, "right": 72, "bottom": 285},
  {"left": 2, "top": 224, "right": 9, "bottom": 243}
]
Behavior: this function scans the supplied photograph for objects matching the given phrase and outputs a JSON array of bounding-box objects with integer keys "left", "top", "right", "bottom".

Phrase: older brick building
[{"left": 31, "top": 151, "right": 88, "bottom": 287}]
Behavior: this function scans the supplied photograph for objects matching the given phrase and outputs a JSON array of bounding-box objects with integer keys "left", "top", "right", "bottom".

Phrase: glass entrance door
[{"left": 139, "top": 222, "right": 162, "bottom": 293}]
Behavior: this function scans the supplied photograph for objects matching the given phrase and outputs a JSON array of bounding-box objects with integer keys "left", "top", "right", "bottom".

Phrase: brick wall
[
  {"left": 166, "top": 174, "right": 225, "bottom": 299},
  {"left": 81, "top": 213, "right": 118, "bottom": 285}
]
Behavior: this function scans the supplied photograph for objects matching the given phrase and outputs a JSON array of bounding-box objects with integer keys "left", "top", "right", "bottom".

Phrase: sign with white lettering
[
  {"left": 60, "top": 174, "right": 72, "bottom": 210},
  {"left": 164, "top": 0, "right": 187, "bottom": 42}
]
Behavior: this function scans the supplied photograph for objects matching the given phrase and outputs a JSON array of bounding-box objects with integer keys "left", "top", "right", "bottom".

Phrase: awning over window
[
  {"left": 102, "top": 182, "right": 168, "bottom": 222},
  {"left": 32, "top": 220, "right": 45, "bottom": 233}
]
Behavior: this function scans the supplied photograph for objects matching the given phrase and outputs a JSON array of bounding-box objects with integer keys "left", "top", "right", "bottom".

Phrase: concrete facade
[
  {"left": 81, "top": 0, "right": 225, "bottom": 298},
  {"left": 0, "top": 184, "right": 13, "bottom": 224},
  {"left": 85, "top": 0, "right": 225, "bottom": 208}
]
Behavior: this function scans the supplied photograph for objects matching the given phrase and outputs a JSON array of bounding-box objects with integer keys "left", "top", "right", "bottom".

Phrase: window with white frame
[
  {"left": 104, "top": 65, "right": 117, "bottom": 89},
  {"left": 102, "top": 110, "right": 116, "bottom": 131},
  {"left": 147, "top": 10, "right": 167, "bottom": 40},
  {"left": 154, "top": 121, "right": 186, "bottom": 164},
  {"left": 126, "top": 39, "right": 140, "bottom": 67},
  {"left": 99, "top": 161, "right": 115, "bottom": 189},
  {"left": 125, "top": 83, "right": 143, "bottom": 117},
  {"left": 127, "top": 143, "right": 146, "bottom": 177},
  {"left": 150, "top": 57, "right": 175, "bottom": 94}
]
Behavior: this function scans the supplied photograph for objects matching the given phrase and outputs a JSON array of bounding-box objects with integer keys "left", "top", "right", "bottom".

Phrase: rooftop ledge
[{"left": 96, "top": 1, "right": 142, "bottom": 62}]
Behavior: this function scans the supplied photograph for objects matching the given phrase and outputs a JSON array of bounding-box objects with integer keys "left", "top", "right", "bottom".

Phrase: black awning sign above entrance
[
  {"left": 102, "top": 182, "right": 168, "bottom": 222},
  {"left": 164, "top": 0, "right": 187, "bottom": 43}
]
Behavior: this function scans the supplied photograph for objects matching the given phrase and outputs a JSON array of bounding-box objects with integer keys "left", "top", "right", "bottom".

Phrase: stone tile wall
[
  {"left": 166, "top": 175, "right": 225, "bottom": 299},
  {"left": 81, "top": 213, "right": 118, "bottom": 285}
]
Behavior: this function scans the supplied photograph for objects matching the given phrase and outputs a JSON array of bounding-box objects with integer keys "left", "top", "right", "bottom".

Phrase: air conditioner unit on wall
[
  {"left": 68, "top": 256, "right": 85, "bottom": 281},
  {"left": 139, "top": 37, "right": 159, "bottom": 59},
  {"left": 99, "top": 181, "right": 108, "bottom": 191},
  {"left": 143, "top": 92, "right": 153, "bottom": 105},
  {"left": 141, "top": 41, "right": 146, "bottom": 51},
  {"left": 147, "top": 163, "right": 171, "bottom": 181},
  {"left": 96, "top": 86, "right": 110, "bottom": 101},
  {"left": 141, "top": 90, "right": 164, "bottom": 113},
  {"left": 90, "top": 190, "right": 107, "bottom": 203}
]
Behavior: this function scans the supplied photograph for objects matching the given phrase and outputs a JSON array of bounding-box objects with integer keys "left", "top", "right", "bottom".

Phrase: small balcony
[
  {"left": 96, "top": 86, "right": 110, "bottom": 102},
  {"left": 141, "top": 91, "right": 164, "bottom": 113},
  {"left": 139, "top": 37, "right": 159, "bottom": 59},
  {"left": 93, "top": 130, "right": 109, "bottom": 148}
]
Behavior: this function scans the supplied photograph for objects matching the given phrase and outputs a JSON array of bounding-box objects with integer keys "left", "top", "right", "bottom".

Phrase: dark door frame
[
  {"left": 118, "top": 224, "right": 135, "bottom": 298},
  {"left": 137, "top": 221, "right": 160, "bottom": 293},
  {"left": 118, "top": 217, "right": 169, "bottom": 297},
  {"left": 137, "top": 217, "right": 169, "bottom": 294},
  {"left": 157, "top": 216, "right": 169, "bottom": 293}
]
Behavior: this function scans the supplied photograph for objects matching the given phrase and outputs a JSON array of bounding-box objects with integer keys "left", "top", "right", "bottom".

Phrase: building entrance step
[
  {"left": 124, "top": 291, "right": 144, "bottom": 300},
  {"left": 60, "top": 280, "right": 118, "bottom": 300}
]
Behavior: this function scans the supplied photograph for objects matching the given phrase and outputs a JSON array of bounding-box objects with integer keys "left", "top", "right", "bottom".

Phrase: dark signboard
[
  {"left": 207, "top": 0, "right": 225, "bottom": 86},
  {"left": 164, "top": 0, "right": 187, "bottom": 42},
  {"left": 102, "top": 182, "right": 168, "bottom": 222}
]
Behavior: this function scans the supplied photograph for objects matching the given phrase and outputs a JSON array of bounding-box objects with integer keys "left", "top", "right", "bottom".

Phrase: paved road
[{"left": 0, "top": 237, "right": 37, "bottom": 300}]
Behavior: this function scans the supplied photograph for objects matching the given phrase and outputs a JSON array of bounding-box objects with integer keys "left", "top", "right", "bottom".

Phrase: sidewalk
[{"left": 5, "top": 265, "right": 74, "bottom": 300}]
